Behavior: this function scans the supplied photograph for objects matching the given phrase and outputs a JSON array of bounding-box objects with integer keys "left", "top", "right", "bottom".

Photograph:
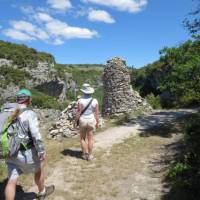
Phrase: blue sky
[{"left": 0, "top": 0, "right": 197, "bottom": 67}]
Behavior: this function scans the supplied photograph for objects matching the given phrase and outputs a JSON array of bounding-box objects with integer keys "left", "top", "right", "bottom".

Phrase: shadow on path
[
  {"left": 61, "top": 149, "right": 83, "bottom": 160},
  {"left": 129, "top": 110, "right": 196, "bottom": 138},
  {"left": 0, "top": 179, "right": 36, "bottom": 200},
  {"left": 131, "top": 110, "right": 197, "bottom": 200}
]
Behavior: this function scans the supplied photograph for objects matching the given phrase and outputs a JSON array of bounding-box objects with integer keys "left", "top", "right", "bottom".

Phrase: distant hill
[{"left": 0, "top": 40, "right": 104, "bottom": 109}]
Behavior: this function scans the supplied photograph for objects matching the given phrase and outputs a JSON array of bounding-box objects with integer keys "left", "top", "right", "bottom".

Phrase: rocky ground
[{"left": 0, "top": 109, "right": 197, "bottom": 200}]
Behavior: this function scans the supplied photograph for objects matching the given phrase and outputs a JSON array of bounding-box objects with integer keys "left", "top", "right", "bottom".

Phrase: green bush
[
  {"left": 66, "top": 90, "right": 76, "bottom": 101},
  {"left": 31, "top": 89, "right": 68, "bottom": 110},
  {"left": 169, "top": 163, "right": 190, "bottom": 179},
  {"left": 131, "top": 39, "right": 200, "bottom": 108},
  {"left": 93, "top": 86, "right": 104, "bottom": 110},
  {"left": 0, "top": 40, "right": 55, "bottom": 68},
  {"left": 146, "top": 93, "right": 162, "bottom": 109},
  {"left": 0, "top": 66, "right": 31, "bottom": 88},
  {"left": 167, "top": 112, "right": 200, "bottom": 199}
]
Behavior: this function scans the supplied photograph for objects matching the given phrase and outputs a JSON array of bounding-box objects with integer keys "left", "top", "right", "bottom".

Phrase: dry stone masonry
[
  {"left": 102, "top": 57, "right": 152, "bottom": 116},
  {"left": 48, "top": 101, "right": 78, "bottom": 140}
]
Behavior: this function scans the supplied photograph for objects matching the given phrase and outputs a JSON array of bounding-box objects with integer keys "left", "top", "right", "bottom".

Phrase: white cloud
[
  {"left": 45, "top": 18, "right": 98, "bottom": 39},
  {"left": 88, "top": 9, "right": 115, "bottom": 23},
  {"left": 83, "top": 0, "right": 147, "bottom": 13},
  {"left": 52, "top": 38, "right": 65, "bottom": 45},
  {"left": 10, "top": 20, "right": 49, "bottom": 40},
  {"left": 11, "top": 21, "right": 35, "bottom": 33},
  {"left": 47, "top": 0, "right": 72, "bottom": 11},
  {"left": 3, "top": 29, "right": 35, "bottom": 41},
  {"left": 3, "top": 12, "right": 98, "bottom": 44},
  {"left": 34, "top": 12, "right": 53, "bottom": 22},
  {"left": 20, "top": 6, "right": 34, "bottom": 14}
]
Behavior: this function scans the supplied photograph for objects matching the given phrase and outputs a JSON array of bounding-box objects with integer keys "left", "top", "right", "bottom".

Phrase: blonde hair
[{"left": 10, "top": 108, "right": 20, "bottom": 121}]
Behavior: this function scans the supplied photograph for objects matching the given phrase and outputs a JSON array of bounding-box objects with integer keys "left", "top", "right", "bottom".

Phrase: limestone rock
[
  {"left": 102, "top": 57, "right": 152, "bottom": 116},
  {"left": 0, "top": 58, "right": 66, "bottom": 102},
  {"left": 48, "top": 101, "right": 78, "bottom": 140}
]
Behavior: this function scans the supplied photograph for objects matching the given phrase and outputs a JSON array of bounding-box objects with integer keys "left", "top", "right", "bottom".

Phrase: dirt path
[
  {"left": 95, "top": 109, "right": 196, "bottom": 150},
  {"left": 28, "top": 109, "right": 197, "bottom": 200}
]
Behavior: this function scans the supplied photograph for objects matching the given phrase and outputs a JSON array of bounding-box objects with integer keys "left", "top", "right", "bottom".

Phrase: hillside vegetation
[
  {"left": 0, "top": 66, "right": 31, "bottom": 89},
  {"left": 55, "top": 63, "right": 103, "bottom": 86},
  {"left": 0, "top": 40, "right": 55, "bottom": 68},
  {"left": 0, "top": 40, "right": 104, "bottom": 109},
  {"left": 55, "top": 64, "right": 104, "bottom": 107},
  {"left": 131, "top": 39, "right": 200, "bottom": 108}
]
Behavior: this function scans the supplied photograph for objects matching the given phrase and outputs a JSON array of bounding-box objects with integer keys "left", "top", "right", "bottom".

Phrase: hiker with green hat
[{"left": 3, "top": 88, "right": 54, "bottom": 200}]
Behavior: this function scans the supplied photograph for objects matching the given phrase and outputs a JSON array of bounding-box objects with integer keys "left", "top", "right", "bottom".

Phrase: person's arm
[
  {"left": 95, "top": 102, "right": 100, "bottom": 129},
  {"left": 28, "top": 111, "right": 45, "bottom": 161}
]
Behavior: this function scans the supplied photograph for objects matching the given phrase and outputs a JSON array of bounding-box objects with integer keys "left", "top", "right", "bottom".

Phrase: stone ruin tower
[{"left": 102, "top": 57, "right": 152, "bottom": 116}]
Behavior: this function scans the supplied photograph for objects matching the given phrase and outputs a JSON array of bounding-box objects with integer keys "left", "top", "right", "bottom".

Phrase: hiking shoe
[{"left": 37, "top": 185, "right": 55, "bottom": 200}]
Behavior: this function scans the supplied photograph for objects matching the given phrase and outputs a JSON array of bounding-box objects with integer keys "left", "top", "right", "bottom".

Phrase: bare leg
[
  {"left": 5, "top": 179, "right": 17, "bottom": 200},
  {"left": 87, "top": 130, "right": 94, "bottom": 156},
  {"left": 34, "top": 166, "right": 45, "bottom": 193},
  {"left": 80, "top": 131, "right": 88, "bottom": 155}
]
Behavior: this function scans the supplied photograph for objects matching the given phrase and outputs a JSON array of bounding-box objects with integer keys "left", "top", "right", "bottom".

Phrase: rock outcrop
[
  {"left": 102, "top": 57, "right": 152, "bottom": 116},
  {"left": 0, "top": 58, "right": 66, "bottom": 101}
]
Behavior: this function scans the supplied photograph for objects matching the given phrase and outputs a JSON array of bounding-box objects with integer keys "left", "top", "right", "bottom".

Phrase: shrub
[
  {"left": 0, "top": 66, "right": 31, "bottom": 88},
  {"left": 93, "top": 86, "right": 104, "bottom": 110},
  {"left": 146, "top": 93, "right": 162, "bottom": 109},
  {"left": 31, "top": 89, "right": 68, "bottom": 110},
  {"left": 0, "top": 40, "right": 55, "bottom": 68},
  {"left": 168, "top": 163, "right": 190, "bottom": 179},
  {"left": 167, "top": 112, "right": 200, "bottom": 199}
]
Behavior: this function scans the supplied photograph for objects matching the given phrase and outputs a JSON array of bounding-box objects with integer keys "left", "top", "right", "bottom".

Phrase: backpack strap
[
  {"left": 17, "top": 108, "right": 34, "bottom": 149},
  {"left": 1, "top": 120, "right": 11, "bottom": 158},
  {"left": 80, "top": 98, "right": 93, "bottom": 117}
]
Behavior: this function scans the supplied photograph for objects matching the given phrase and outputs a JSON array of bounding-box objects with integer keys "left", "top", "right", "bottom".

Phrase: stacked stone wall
[{"left": 102, "top": 57, "right": 152, "bottom": 116}]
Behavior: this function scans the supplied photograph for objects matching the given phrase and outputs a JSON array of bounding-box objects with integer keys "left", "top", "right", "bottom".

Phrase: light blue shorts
[{"left": 6, "top": 148, "right": 41, "bottom": 180}]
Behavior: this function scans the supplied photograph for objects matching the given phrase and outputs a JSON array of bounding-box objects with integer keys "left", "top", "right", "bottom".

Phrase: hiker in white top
[
  {"left": 76, "top": 83, "right": 99, "bottom": 161},
  {"left": 4, "top": 89, "right": 54, "bottom": 200}
]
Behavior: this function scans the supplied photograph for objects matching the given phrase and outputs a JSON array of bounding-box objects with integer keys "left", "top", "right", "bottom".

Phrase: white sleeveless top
[{"left": 78, "top": 96, "right": 98, "bottom": 119}]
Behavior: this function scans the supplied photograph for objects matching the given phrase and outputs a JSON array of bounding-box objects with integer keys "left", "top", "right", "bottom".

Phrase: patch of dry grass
[
  {"left": 1, "top": 117, "right": 183, "bottom": 200},
  {"left": 48, "top": 134, "right": 168, "bottom": 200}
]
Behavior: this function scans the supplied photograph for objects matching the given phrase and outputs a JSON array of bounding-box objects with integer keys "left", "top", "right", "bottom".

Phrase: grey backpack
[{"left": 0, "top": 103, "right": 32, "bottom": 159}]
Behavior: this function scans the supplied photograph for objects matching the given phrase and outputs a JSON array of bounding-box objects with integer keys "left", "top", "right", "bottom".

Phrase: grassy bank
[{"left": 164, "top": 111, "right": 200, "bottom": 200}]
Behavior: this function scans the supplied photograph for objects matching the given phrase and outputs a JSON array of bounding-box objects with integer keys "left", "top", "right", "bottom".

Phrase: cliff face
[
  {"left": 0, "top": 40, "right": 69, "bottom": 103},
  {"left": 0, "top": 58, "right": 66, "bottom": 102}
]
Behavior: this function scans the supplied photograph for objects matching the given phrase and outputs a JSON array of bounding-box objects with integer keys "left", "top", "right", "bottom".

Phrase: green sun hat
[{"left": 16, "top": 88, "right": 32, "bottom": 97}]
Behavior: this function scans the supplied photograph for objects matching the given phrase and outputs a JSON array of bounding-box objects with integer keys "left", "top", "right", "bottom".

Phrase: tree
[{"left": 184, "top": 0, "right": 200, "bottom": 35}]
